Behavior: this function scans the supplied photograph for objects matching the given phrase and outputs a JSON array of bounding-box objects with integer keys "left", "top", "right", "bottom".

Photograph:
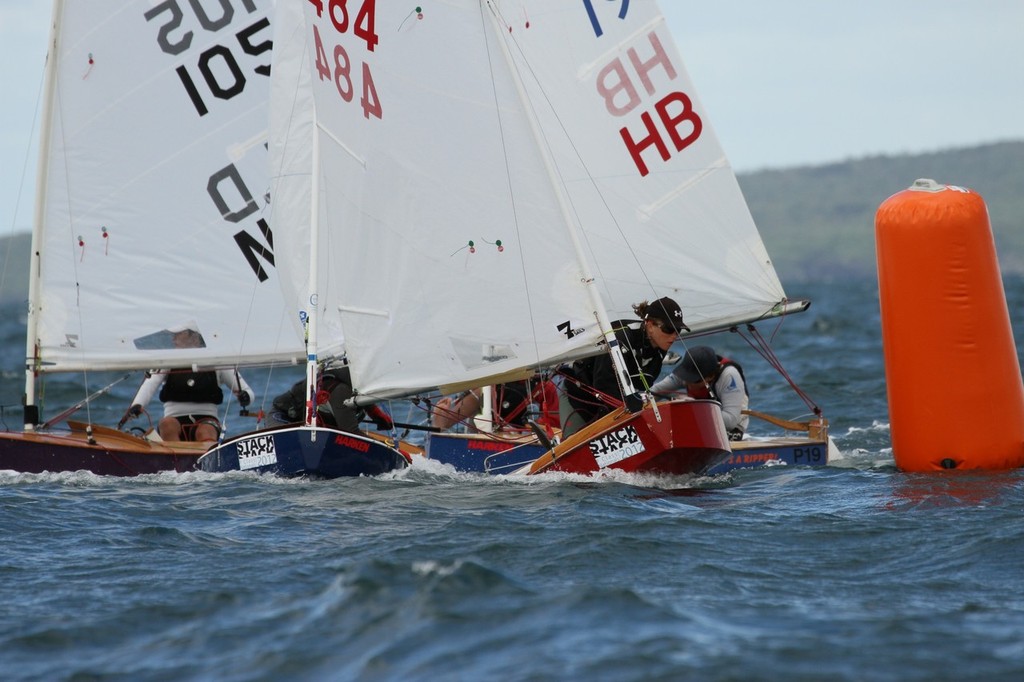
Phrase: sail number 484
[{"left": 308, "top": 0, "right": 382, "bottom": 120}]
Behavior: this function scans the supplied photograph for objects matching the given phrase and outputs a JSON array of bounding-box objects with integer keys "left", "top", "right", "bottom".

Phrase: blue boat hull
[
  {"left": 427, "top": 432, "right": 832, "bottom": 475},
  {"left": 427, "top": 432, "right": 545, "bottom": 474},
  {"left": 198, "top": 426, "right": 409, "bottom": 478},
  {"left": 706, "top": 436, "right": 831, "bottom": 474}
]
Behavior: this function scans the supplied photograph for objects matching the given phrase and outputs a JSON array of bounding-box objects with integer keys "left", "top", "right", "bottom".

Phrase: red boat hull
[{"left": 526, "top": 399, "right": 730, "bottom": 476}]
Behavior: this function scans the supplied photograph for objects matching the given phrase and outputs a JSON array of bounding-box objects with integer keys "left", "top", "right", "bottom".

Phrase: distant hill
[
  {"left": 740, "top": 140, "right": 1024, "bottom": 284},
  {"left": 1, "top": 140, "right": 1021, "bottom": 303}
]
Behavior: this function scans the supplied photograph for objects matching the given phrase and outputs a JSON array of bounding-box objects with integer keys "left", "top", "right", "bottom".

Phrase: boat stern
[{"left": 528, "top": 399, "right": 731, "bottom": 476}]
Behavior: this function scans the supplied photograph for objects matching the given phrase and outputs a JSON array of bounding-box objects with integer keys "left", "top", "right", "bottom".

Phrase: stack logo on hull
[
  {"left": 591, "top": 425, "right": 644, "bottom": 468},
  {"left": 237, "top": 435, "right": 278, "bottom": 470}
]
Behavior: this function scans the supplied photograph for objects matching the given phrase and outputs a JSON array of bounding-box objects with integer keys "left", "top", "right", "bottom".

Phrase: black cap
[
  {"left": 674, "top": 346, "right": 719, "bottom": 383},
  {"left": 647, "top": 296, "right": 690, "bottom": 333}
]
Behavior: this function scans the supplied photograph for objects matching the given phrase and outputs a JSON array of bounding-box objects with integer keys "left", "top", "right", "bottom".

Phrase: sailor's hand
[
  {"left": 623, "top": 392, "right": 644, "bottom": 413},
  {"left": 118, "top": 404, "right": 142, "bottom": 429},
  {"left": 432, "top": 397, "right": 454, "bottom": 418}
]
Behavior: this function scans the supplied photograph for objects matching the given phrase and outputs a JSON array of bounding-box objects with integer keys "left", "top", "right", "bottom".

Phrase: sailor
[
  {"left": 652, "top": 345, "right": 749, "bottom": 440},
  {"left": 266, "top": 359, "right": 393, "bottom": 433},
  {"left": 560, "top": 297, "right": 689, "bottom": 438},
  {"left": 124, "top": 325, "right": 255, "bottom": 442},
  {"left": 430, "top": 379, "right": 559, "bottom": 432}
]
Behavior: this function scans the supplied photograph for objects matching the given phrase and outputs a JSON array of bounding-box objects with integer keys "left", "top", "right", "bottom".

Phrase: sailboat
[
  {"left": 240, "top": 0, "right": 827, "bottom": 479},
  {"left": 195, "top": 0, "right": 413, "bottom": 478},
  {"left": 412, "top": 2, "right": 834, "bottom": 476},
  {"left": 0, "top": 0, "right": 313, "bottom": 475},
  {"left": 429, "top": 350, "right": 837, "bottom": 476}
]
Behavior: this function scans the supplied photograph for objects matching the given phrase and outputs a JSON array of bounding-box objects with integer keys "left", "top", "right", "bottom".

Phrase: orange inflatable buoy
[{"left": 875, "top": 179, "right": 1024, "bottom": 472}]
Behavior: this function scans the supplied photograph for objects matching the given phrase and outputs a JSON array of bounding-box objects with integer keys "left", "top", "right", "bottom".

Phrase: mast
[
  {"left": 23, "top": 0, "right": 64, "bottom": 431},
  {"left": 481, "top": 1, "right": 641, "bottom": 401},
  {"left": 304, "top": 109, "right": 321, "bottom": 430}
]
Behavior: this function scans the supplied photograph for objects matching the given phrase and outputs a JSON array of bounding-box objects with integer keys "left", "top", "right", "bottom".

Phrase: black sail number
[{"left": 145, "top": 0, "right": 270, "bottom": 117}]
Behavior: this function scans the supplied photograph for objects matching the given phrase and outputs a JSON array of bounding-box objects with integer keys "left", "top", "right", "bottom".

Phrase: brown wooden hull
[{"left": 0, "top": 421, "right": 207, "bottom": 476}]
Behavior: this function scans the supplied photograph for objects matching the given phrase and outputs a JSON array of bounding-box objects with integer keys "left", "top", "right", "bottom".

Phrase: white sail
[
  {"left": 266, "top": 0, "right": 345, "bottom": 359},
  {"left": 292, "top": 0, "right": 786, "bottom": 400},
  {"left": 29, "top": 0, "right": 303, "bottom": 374}
]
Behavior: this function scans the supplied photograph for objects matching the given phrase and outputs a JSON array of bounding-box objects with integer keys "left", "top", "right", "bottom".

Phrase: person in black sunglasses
[{"left": 560, "top": 297, "right": 689, "bottom": 437}]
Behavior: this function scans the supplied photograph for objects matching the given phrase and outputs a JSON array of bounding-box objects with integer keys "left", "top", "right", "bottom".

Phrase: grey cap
[{"left": 674, "top": 346, "right": 719, "bottom": 383}]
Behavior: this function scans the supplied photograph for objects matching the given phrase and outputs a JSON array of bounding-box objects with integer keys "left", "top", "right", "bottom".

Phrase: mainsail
[
  {"left": 290, "top": 0, "right": 787, "bottom": 401},
  {"left": 28, "top": 0, "right": 303, "bottom": 381}
]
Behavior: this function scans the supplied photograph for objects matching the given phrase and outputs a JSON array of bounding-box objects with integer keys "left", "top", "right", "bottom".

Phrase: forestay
[
  {"left": 267, "top": 0, "right": 346, "bottom": 360},
  {"left": 30, "top": 0, "right": 303, "bottom": 374},
  {"left": 294, "top": 0, "right": 787, "bottom": 400}
]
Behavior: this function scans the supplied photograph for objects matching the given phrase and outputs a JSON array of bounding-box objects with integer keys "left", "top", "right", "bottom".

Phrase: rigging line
[
  {"left": 264, "top": 18, "right": 309, "bottom": 335},
  {"left": 762, "top": 299, "right": 789, "bottom": 345},
  {"left": 735, "top": 325, "right": 788, "bottom": 381},
  {"left": 1, "top": 58, "right": 46, "bottom": 290},
  {"left": 230, "top": 67, "right": 299, "bottom": 400},
  {"left": 554, "top": 366, "right": 623, "bottom": 411},
  {"left": 42, "top": 373, "right": 132, "bottom": 429},
  {"left": 479, "top": 2, "right": 545, "bottom": 372},
  {"left": 254, "top": 19, "right": 316, "bottom": 424},
  {"left": 735, "top": 323, "right": 821, "bottom": 416},
  {"left": 497, "top": 13, "right": 661, "bottom": 302},
  {"left": 484, "top": 4, "right": 640, "bottom": 402},
  {"left": 51, "top": 56, "right": 97, "bottom": 427},
  {"left": 267, "top": 17, "right": 310, "bottom": 227},
  {"left": 6, "top": 44, "right": 47, "bottom": 429}
]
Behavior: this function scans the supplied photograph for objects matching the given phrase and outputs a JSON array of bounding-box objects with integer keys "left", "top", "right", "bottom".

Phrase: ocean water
[{"left": 2, "top": 277, "right": 1024, "bottom": 681}]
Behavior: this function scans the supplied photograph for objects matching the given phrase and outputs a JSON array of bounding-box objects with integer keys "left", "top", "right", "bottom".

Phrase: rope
[{"left": 733, "top": 323, "right": 822, "bottom": 417}]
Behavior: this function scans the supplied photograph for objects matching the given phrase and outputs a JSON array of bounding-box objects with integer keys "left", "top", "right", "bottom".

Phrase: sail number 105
[{"left": 307, "top": 0, "right": 382, "bottom": 120}]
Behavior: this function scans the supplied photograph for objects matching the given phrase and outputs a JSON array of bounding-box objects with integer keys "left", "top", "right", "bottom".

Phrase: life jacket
[
  {"left": 687, "top": 356, "right": 747, "bottom": 400},
  {"left": 565, "top": 320, "right": 664, "bottom": 421},
  {"left": 532, "top": 380, "right": 560, "bottom": 429},
  {"left": 494, "top": 381, "right": 530, "bottom": 427},
  {"left": 315, "top": 369, "right": 347, "bottom": 409},
  {"left": 159, "top": 370, "right": 223, "bottom": 404},
  {"left": 272, "top": 367, "right": 364, "bottom": 429},
  {"left": 272, "top": 380, "right": 305, "bottom": 421},
  {"left": 492, "top": 380, "right": 559, "bottom": 429}
]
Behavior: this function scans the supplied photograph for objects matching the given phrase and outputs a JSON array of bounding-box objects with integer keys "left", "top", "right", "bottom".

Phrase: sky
[{"left": 2, "top": 0, "right": 1023, "bottom": 234}]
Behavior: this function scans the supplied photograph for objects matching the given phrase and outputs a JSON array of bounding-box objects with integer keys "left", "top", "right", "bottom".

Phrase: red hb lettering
[
  {"left": 593, "top": 30, "right": 700, "bottom": 177},
  {"left": 596, "top": 60, "right": 639, "bottom": 116},
  {"left": 596, "top": 31, "right": 677, "bottom": 116},
  {"left": 628, "top": 32, "right": 676, "bottom": 97},
  {"left": 620, "top": 92, "right": 702, "bottom": 177}
]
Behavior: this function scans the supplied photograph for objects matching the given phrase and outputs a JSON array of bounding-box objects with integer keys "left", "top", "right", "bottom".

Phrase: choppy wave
[{"left": 3, "top": 279, "right": 1024, "bottom": 680}]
